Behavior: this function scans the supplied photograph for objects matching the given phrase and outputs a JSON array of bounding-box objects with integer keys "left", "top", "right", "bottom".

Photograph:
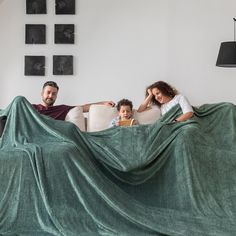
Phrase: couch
[{"left": 65, "top": 104, "right": 161, "bottom": 132}]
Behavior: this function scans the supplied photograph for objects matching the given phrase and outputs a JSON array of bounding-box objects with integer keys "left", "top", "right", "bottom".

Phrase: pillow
[
  {"left": 65, "top": 106, "right": 86, "bottom": 131},
  {"left": 134, "top": 107, "right": 161, "bottom": 124},
  {"left": 87, "top": 105, "right": 118, "bottom": 132}
]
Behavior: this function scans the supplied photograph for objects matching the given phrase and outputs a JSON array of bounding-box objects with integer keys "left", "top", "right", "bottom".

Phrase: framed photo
[
  {"left": 54, "top": 24, "right": 74, "bottom": 44},
  {"left": 25, "top": 24, "right": 46, "bottom": 44},
  {"left": 25, "top": 56, "right": 45, "bottom": 76},
  {"left": 55, "top": 0, "right": 75, "bottom": 15},
  {"left": 53, "top": 55, "right": 73, "bottom": 75},
  {"left": 26, "top": 0, "right": 46, "bottom": 14}
]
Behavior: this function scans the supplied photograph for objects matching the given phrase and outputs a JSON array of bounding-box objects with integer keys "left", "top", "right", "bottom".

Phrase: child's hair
[{"left": 116, "top": 99, "right": 133, "bottom": 111}]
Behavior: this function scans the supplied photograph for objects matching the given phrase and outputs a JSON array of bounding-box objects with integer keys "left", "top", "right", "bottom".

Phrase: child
[
  {"left": 138, "top": 81, "right": 193, "bottom": 122},
  {"left": 109, "top": 99, "right": 137, "bottom": 127}
]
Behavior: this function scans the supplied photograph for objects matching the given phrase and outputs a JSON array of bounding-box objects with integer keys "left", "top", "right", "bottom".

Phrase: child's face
[{"left": 119, "top": 105, "right": 132, "bottom": 120}]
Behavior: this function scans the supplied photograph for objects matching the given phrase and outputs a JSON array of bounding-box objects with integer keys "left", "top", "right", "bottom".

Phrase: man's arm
[{"left": 80, "top": 101, "right": 115, "bottom": 113}]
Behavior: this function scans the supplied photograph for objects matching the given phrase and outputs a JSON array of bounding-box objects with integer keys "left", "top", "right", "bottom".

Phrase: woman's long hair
[{"left": 146, "top": 81, "right": 178, "bottom": 107}]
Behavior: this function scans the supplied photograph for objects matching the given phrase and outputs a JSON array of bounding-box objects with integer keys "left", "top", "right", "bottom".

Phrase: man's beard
[{"left": 43, "top": 98, "right": 55, "bottom": 106}]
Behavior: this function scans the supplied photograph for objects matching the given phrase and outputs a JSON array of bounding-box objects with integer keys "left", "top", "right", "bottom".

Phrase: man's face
[{"left": 41, "top": 85, "right": 58, "bottom": 107}]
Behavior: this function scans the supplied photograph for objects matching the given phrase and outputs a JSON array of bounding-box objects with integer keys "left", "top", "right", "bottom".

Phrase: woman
[{"left": 138, "top": 81, "right": 194, "bottom": 122}]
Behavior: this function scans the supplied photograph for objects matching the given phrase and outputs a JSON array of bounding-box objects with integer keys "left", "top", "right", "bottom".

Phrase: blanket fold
[{"left": 0, "top": 96, "right": 236, "bottom": 236}]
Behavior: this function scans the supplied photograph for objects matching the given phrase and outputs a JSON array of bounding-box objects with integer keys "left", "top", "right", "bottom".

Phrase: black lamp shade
[{"left": 216, "top": 41, "right": 236, "bottom": 67}]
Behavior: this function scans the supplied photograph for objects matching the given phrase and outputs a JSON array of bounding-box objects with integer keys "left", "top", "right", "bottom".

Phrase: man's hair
[
  {"left": 43, "top": 81, "right": 59, "bottom": 90},
  {"left": 116, "top": 99, "right": 133, "bottom": 111}
]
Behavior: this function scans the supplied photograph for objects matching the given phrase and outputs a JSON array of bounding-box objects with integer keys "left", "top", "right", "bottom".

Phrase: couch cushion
[
  {"left": 87, "top": 105, "right": 118, "bottom": 132},
  {"left": 65, "top": 106, "right": 86, "bottom": 131},
  {"left": 134, "top": 107, "right": 161, "bottom": 125},
  {"left": 87, "top": 105, "right": 161, "bottom": 132}
]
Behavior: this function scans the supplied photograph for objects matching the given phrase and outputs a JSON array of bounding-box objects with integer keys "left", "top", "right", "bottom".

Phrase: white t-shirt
[{"left": 160, "top": 94, "right": 193, "bottom": 115}]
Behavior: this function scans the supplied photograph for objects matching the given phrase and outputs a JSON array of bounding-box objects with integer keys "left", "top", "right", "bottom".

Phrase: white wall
[
  {"left": 0, "top": 0, "right": 236, "bottom": 109},
  {"left": 166, "top": 0, "right": 236, "bottom": 105}
]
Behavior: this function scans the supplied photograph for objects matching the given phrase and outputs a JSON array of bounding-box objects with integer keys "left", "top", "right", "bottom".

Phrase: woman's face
[{"left": 151, "top": 87, "right": 171, "bottom": 104}]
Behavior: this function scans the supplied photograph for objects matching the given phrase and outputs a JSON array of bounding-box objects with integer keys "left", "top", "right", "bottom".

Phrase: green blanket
[{"left": 0, "top": 96, "right": 236, "bottom": 236}]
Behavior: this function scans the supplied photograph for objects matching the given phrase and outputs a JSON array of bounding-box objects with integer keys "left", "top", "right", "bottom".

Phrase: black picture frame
[
  {"left": 53, "top": 55, "right": 73, "bottom": 75},
  {"left": 26, "top": 0, "right": 47, "bottom": 14},
  {"left": 55, "top": 0, "right": 75, "bottom": 15},
  {"left": 54, "top": 24, "right": 74, "bottom": 44},
  {"left": 25, "top": 56, "right": 45, "bottom": 76},
  {"left": 25, "top": 24, "right": 46, "bottom": 44}
]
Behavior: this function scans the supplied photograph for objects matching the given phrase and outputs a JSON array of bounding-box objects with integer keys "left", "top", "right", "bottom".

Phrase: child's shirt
[{"left": 109, "top": 116, "right": 121, "bottom": 127}]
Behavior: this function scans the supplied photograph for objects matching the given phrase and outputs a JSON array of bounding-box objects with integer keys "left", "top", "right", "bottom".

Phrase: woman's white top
[{"left": 160, "top": 94, "right": 193, "bottom": 115}]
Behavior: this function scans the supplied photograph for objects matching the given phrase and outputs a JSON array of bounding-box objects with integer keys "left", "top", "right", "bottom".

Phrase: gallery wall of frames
[{"left": 24, "top": 0, "right": 75, "bottom": 76}]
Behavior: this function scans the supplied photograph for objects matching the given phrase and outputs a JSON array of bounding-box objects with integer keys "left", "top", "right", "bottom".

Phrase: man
[{"left": 32, "top": 81, "right": 115, "bottom": 120}]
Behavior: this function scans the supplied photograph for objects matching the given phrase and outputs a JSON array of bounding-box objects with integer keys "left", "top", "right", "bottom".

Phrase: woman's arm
[
  {"left": 175, "top": 111, "right": 194, "bottom": 122},
  {"left": 137, "top": 89, "right": 153, "bottom": 112},
  {"left": 174, "top": 95, "right": 194, "bottom": 122}
]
